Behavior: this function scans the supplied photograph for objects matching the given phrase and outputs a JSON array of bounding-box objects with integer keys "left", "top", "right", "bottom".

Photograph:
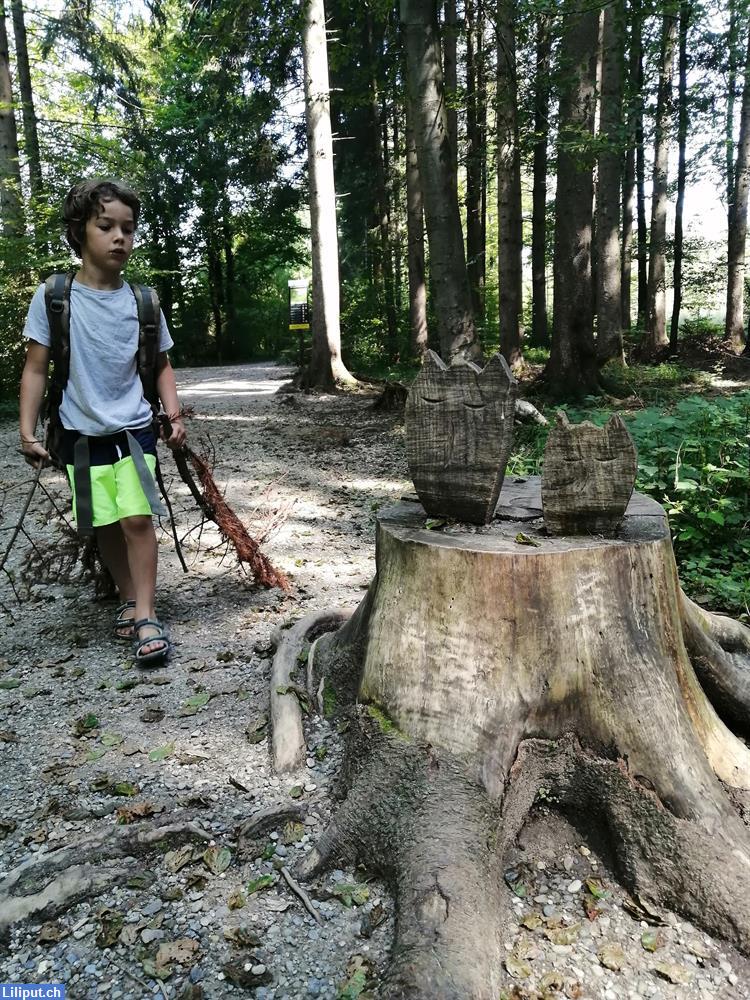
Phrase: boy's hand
[
  {"left": 19, "top": 439, "right": 50, "bottom": 468},
  {"left": 161, "top": 416, "right": 186, "bottom": 451}
]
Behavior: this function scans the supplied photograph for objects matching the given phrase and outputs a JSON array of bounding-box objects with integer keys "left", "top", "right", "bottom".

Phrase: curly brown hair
[{"left": 63, "top": 178, "right": 141, "bottom": 255}]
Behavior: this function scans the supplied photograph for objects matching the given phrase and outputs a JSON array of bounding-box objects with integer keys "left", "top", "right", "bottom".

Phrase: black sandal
[
  {"left": 132, "top": 618, "right": 170, "bottom": 666},
  {"left": 113, "top": 600, "right": 136, "bottom": 641}
]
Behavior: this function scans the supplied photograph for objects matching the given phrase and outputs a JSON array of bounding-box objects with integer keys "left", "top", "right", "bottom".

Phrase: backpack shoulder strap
[
  {"left": 44, "top": 271, "right": 74, "bottom": 392},
  {"left": 130, "top": 283, "right": 161, "bottom": 409}
]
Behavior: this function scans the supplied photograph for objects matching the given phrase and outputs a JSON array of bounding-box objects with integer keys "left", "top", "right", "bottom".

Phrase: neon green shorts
[{"left": 66, "top": 453, "right": 157, "bottom": 528}]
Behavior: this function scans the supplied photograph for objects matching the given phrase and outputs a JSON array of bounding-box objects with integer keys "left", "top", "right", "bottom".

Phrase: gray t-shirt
[{"left": 24, "top": 279, "right": 174, "bottom": 436}]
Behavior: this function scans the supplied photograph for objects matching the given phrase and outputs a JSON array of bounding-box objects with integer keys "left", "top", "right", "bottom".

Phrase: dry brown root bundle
[{"left": 171, "top": 445, "right": 288, "bottom": 591}]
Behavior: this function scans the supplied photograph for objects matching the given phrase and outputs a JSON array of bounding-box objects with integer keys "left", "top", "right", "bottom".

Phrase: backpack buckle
[{"left": 49, "top": 299, "right": 65, "bottom": 315}]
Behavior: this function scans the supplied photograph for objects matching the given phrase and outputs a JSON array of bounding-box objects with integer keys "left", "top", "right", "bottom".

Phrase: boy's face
[{"left": 82, "top": 198, "right": 135, "bottom": 273}]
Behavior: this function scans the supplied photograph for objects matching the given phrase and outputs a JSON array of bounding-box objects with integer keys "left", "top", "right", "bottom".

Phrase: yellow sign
[{"left": 289, "top": 323, "right": 310, "bottom": 330}]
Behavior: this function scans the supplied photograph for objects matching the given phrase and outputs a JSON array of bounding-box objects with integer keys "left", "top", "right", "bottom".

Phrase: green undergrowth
[
  {"left": 508, "top": 392, "right": 750, "bottom": 621},
  {"left": 601, "top": 359, "right": 709, "bottom": 401}
]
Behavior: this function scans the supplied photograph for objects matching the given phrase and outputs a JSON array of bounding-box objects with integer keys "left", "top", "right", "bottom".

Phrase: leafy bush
[
  {"left": 678, "top": 315, "right": 725, "bottom": 340},
  {"left": 627, "top": 395, "right": 750, "bottom": 618},
  {"left": 601, "top": 360, "right": 708, "bottom": 403}
]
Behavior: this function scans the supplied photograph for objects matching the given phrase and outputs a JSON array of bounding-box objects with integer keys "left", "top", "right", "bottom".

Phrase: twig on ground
[
  {"left": 280, "top": 866, "right": 324, "bottom": 925},
  {"left": 0, "top": 466, "right": 42, "bottom": 575},
  {"left": 109, "top": 960, "right": 153, "bottom": 993}
]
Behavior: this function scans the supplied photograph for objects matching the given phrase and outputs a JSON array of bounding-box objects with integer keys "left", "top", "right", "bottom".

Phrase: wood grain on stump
[
  {"left": 299, "top": 477, "right": 750, "bottom": 996},
  {"left": 541, "top": 411, "right": 638, "bottom": 536},
  {"left": 404, "top": 350, "right": 517, "bottom": 524}
]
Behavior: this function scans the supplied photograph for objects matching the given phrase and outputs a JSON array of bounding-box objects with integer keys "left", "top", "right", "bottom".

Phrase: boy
[{"left": 19, "top": 178, "right": 186, "bottom": 665}]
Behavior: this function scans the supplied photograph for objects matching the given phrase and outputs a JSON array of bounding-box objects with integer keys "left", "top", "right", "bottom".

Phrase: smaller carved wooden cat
[
  {"left": 542, "top": 411, "right": 638, "bottom": 536},
  {"left": 405, "top": 350, "right": 517, "bottom": 524}
]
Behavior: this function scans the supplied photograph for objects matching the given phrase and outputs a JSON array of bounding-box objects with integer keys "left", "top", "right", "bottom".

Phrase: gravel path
[{"left": 0, "top": 361, "right": 748, "bottom": 999}]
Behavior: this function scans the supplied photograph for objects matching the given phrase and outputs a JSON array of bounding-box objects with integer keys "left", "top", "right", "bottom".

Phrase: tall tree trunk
[
  {"left": 635, "top": 30, "right": 648, "bottom": 327},
  {"left": 545, "top": 1, "right": 600, "bottom": 397},
  {"left": 405, "top": 99, "right": 428, "bottom": 358},
  {"left": 645, "top": 9, "right": 677, "bottom": 352},
  {"left": 10, "top": 0, "right": 41, "bottom": 199},
  {"left": 207, "top": 231, "right": 224, "bottom": 361},
  {"left": 0, "top": 0, "right": 23, "bottom": 237},
  {"left": 531, "top": 12, "right": 551, "bottom": 346},
  {"left": 442, "top": 0, "right": 459, "bottom": 198},
  {"left": 596, "top": 0, "right": 625, "bottom": 364},
  {"left": 726, "top": 21, "right": 750, "bottom": 352},
  {"left": 465, "top": 0, "right": 485, "bottom": 319},
  {"left": 621, "top": 0, "right": 641, "bottom": 333},
  {"left": 727, "top": 1, "right": 740, "bottom": 209},
  {"left": 222, "top": 191, "right": 236, "bottom": 359},
  {"left": 401, "top": 0, "right": 480, "bottom": 362},
  {"left": 302, "top": 0, "right": 355, "bottom": 389},
  {"left": 367, "top": 12, "right": 398, "bottom": 360},
  {"left": 670, "top": 1, "right": 690, "bottom": 352},
  {"left": 496, "top": 0, "right": 523, "bottom": 367},
  {"left": 390, "top": 104, "right": 404, "bottom": 314}
]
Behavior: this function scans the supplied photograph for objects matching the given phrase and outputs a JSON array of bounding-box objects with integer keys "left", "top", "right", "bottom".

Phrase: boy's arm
[
  {"left": 155, "top": 352, "right": 186, "bottom": 450},
  {"left": 19, "top": 341, "right": 51, "bottom": 466}
]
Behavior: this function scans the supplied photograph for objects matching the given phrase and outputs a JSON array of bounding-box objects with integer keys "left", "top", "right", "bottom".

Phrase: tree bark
[
  {"left": 0, "top": 0, "right": 23, "bottom": 237},
  {"left": 670, "top": 1, "right": 690, "bottom": 352},
  {"left": 621, "top": 0, "right": 641, "bottom": 333},
  {"left": 405, "top": 99, "right": 428, "bottom": 358},
  {"left": 299, "top": 477, "right": 750, "bottom": 996},
  {"left": 645, "top": 9, "right": 677, "bottom": 353},
  {"left": 401, "top": 0, "right": 481, "bottom": 362},
  {"left": 10, "top": 0, "right": 41, "bottom": 199},
  {"left": 222, "top": 192, "right": 236, "bottom": 359},
  {"left": 635, "top": 21, "right": 648, "bottom": 327},
  {"left": 367, "top": 11, "right": 398, "bottom": 360},
  {"left": 727, "top": 0, "right": 740, "bottom": 209},
  {"left": 596, "top": 0, "right": 625, "bottom": 364},
  {"left": 206, "top": 232, "right": 224, "bottom": 361},
  {"left": 465, "top": 0, "right": 485, "bottom": 320},
  {"left": 726, "top": 20, "right": 750, "bottom": 352},
  {"left": 302, "top": 0, "right": 356, "bottom": 389},
  {"left": 531, "top": 12, "right": 551, "bottom": 347},
  {"left": 545, "top": 0, "right": 600, "bottom": 397},
  {"left": 442, "top": 0, "right": 459, "bottom": 198},
  {"left": 496, "top": 0, "right": 523, "bottom": 367}
]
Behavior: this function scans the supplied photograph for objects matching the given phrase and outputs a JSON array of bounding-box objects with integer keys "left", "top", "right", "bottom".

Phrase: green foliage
[
  {"left": 601, "top": 360, "right": 708, "bottom": 403},
  {"left": 628, "top": 395, "right": 750, "bottom": 618}
]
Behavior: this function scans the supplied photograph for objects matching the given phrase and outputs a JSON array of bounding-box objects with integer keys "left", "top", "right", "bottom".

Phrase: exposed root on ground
[
  {"left": 270, "top": 609, "right": 351, "bottom": 772},
  {"left": 0, "top": 820, "right": 211, "bottom": 930},
  {"left": 681, "top": 590, "right": 750, "bottom": 735}
]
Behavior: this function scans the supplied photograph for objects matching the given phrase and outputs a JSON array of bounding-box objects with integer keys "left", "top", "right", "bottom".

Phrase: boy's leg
[
  {"left": 96, "top": 521, "right": 134, "bottom": 601},
  {"left": 119, "top": 514, "right": 166, "bottom": 656}
]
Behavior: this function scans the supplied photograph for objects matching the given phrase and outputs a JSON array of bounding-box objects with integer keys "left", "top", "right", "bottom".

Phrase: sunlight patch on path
[{"left": 179, "top": 378, "right": 283, "bottom": 399}]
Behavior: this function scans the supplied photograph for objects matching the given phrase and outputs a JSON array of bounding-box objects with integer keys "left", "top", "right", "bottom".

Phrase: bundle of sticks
[{"left": 158, "top": 414, "right": 289, "bottom": 591}]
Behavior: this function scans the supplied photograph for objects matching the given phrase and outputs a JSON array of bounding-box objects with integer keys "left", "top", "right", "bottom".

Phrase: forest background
[{"left": 0, "top": 0, "right": 749, "bottom": 618}]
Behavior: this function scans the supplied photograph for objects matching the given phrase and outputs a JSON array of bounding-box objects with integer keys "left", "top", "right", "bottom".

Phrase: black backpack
[{"left": 42, "top": 272, "right": 161, "bottom": 469}]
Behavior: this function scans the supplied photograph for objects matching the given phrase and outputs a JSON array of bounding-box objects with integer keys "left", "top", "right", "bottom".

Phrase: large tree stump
[{"left": 294, "top": 477, "right": 750, "bottom": 999}]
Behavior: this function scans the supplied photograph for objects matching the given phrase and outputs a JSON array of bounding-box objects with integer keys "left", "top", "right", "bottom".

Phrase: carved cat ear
[
  {"left": 423, "top": 349, "right": 448, "bottom": 374},
  {"left": 479, "top": 353, "right": 516, "bottom": 390},
  {"left": 555, "top": 410, "right": 570, "bottom": 429},
  {"left": 605, "top": 414, "right": 628, "bottom": 434}
]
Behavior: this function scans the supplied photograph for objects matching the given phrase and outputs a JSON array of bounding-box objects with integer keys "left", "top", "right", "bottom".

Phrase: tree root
[
  {"left": 270, "top": 610, "right": 351, "bottom": 772},
  {"left": 297, "top": 709, "right": 505, "bottom": 1000},
  {"left": 236, "top": 802, "right": 308, "bottom": 860},
  {"left": 0, "top": 820, "right": 211, "bottom": 930},
  {"left": 681, "top": 591, "right": 750, "bottom": 735},
  {"left": 296, "top": 714, "right": 750, "bottom": 998},
  {"left": 501, "top": 734, "right": 750, "bottom": 954}
]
